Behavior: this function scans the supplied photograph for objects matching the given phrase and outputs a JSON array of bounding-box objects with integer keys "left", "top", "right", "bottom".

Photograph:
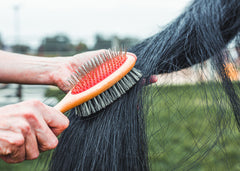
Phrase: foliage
[
  {"left": 112, "top": 35, "right": 139, "bottom": 48},
  {"left": 3, "top": 84, "right": 240, "bottom": 170},
  {"left": 92, "top": 34, "right": 112, "bottom": 50},
  {"left": 0, "top": 151, "right": 52, "bottom": 171},
  {"left": 37, "top": 34, "right": 75, "bottom": 56},
  {"left": 92, "top": 34, "right": 139, "bottom": 50},
  {"left": 11, "top": 44, "right": 30, "bottom": 53},
  {"left": 75, "top": 42, "right": 88, "bottom": 53},
  {"left": 0, "top": 34, "right": 4, "bottom": 50},
  {"left": 146, "top": 83, "right": 240, "bottom": 170},
  {"left": 45, "top": 87, "right": 65, "bottom": 101},
  {"left": 1, "top": 32, "right": 139, "bottom": 55}
]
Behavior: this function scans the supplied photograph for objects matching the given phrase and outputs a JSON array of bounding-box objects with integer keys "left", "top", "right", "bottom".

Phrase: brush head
[
  {"left": 71, "top": 50, "right": 128, "bottom": 94},
  {"left": 55, "top": 49, "right": 142, "bottom": 117},
  {"left": 74, "top": 67, "right": 142, "bottom": 117}
]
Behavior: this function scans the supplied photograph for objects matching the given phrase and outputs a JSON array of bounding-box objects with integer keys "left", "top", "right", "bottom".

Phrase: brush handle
[
  {"left": 54, "top": 101, "right": 69, "bottom": 113},
  {"left": 54, "top": 53, "right": 137, "bottom": 113}
]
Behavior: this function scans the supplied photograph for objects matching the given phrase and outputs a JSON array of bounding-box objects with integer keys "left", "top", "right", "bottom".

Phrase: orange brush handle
[{"left": 54, "top": 52, "right": 137, "bottom": 113}]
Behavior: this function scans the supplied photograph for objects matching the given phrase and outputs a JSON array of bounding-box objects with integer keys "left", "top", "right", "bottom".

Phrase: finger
[
  {"left": 3, "top": 117, "right": 39, "bottom": 159},
  {"left": 7, "top": 144, "right": 25, "bottom": 163},
  {"left": 35, "top": 126, "right": 58, "bottom": 152},
  {"left": 0, "top": 145, "right": 25, "bottom": 163},
  {"left": 26, "top": 100, "right": 68, "bottom": 150},
  {"left": 142, "top": 75, "right": 158, "bottom": 85},
  {"left": 31, "top": 117, "right": 59, "bottom": 152},
  {"left": 0, "top": 132, "right": 25, "bottom": 163},
  {"left": 149, "top": 75, "right": 158, "bottom": 84},
  {"left": 24, "top": 129, "right": 39, "bottom": 160},
  {"left": 41, "top": 105, "right": 69, "bottom": 136}
]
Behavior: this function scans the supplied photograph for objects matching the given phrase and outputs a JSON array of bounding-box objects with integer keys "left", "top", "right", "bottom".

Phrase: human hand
[
  {"left": 51, "top": 49, "right": 157, "bottom": 91},
  {"left": 0, "top": 100, "right": 69, "bottom": 163},
  {"left": 52, "top": 49, "right": 105, "bottom": 92}
]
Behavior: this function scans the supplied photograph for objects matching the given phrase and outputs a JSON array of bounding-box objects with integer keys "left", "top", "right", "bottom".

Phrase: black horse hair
[{"left": 47, "top": 0, "right": 240, "bottom": 170}]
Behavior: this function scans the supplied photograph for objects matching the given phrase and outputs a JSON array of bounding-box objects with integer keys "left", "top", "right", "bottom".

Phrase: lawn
[
  {"left": 1, "top": 83, "right": 240, "bottom": 170},
  {"left": 146, "top": 83, "right": 240, "bottom": 170}
]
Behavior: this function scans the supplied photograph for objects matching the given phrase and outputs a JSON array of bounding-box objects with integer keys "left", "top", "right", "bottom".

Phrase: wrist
[
  {"left": 23, "top": 57, "right": 63, "bottom": 85},
  {"left": 49, "top": 56, "right": 75, "bottom": 90}
]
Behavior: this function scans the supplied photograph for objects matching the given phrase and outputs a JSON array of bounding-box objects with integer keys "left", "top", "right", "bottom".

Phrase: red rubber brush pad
[{"left": 71, "top": 55, "right": 127, "bottom": 94}]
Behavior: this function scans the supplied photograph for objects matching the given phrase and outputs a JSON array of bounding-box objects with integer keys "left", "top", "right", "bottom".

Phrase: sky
[{"left": 0, "top": 0, "right": 192, "bottom": 49}]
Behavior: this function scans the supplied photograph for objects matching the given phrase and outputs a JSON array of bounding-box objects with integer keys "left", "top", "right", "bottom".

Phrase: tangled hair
[{"left": 48, "top": 0, "right": 240, "bottom": 170}]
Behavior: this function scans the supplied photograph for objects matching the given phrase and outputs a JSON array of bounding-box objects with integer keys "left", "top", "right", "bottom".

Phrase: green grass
[
  {"left": 146, "top": 83, "right": 240, "bottom": 170},
  {"left": 0, "top": 151, "right": 51, "bottom": 171},
  {"left": 2, "top": 83, "right": 240, "bottom": 170}
]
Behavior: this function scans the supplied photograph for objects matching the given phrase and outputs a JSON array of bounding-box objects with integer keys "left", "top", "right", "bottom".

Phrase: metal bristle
[
  {"left": 65, "top": 49, "right": 123, "bottom": 90},
  {"left": 102, "top": 53, "right": 108, "bottom": 62},
  {"left": 98, "top": 55, "right": 104, "bottom": 64},
  {"left": 67, "top": 79, "right": 75, "bottom": 88},
  {"left": 86, "top": 60, "right": 93, "bottom": 70},
  {"left": 82, "top": 64, "right": 88, "bottom": 73},
  {"left": 119, "top": 48, "right": 122, "bottom": 56},
  {"left": 105, "top": 51, "right": 111, "bottom": 60},
  {"left": 91, "top": 58, "right": 97, "bottom": 68},
  {"left": 75, "top": 69, "right": 81, "bottom": 79}
]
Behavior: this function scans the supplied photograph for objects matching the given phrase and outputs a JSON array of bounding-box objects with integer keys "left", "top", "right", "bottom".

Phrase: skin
[
  {"left": 0, "top": 49, "right": 104, "bottom": 163},
  {"left": 0, "top": 49, "right": 157, "bottom": 163},
  {"left": 0, "top": 100, "right": 67, "bottom": 163},
  {"left": 0, "top": 50, "right": 105, "bottom": 92}
]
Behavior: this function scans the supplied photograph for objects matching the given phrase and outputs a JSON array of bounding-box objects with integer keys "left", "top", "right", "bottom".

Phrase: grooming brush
[{"left": 54, "top": 49, "right": 142, "bottom": 117}]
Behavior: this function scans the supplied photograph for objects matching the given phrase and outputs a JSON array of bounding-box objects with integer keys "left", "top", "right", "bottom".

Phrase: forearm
[{"left": 0, "top": 50, "right": 70, "bottom": 85}]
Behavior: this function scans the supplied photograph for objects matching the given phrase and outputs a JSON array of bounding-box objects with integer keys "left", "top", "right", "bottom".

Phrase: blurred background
[
  {"left": 0, "top": 0, "right": 192, "bottom": 106},
  {"left": 0, "top": 0, "right": 192, "bottom": 54},
  {"left": 0, "top": 0, "right": 193, "bottom": 111},
  {"left": 1, "top": 0, "right": 240, "bottom": 170}
]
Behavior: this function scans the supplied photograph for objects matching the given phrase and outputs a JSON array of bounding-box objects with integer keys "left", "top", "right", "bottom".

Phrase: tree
[
  {"left": 38, "top": 34, "right": 74, "bottom": 56},
  {"left": 92, "top": 34, "right": 112, "bottom": 50},
  {"left": 120, "top": 37, "right": 139, "bottom": 48},
  {"left": 112, "top": 35, "right": 139, "bottom": 48},
  {"left": 0, "top": 34, "right": 5, "bottom": 50},
  {"left": 11, "top": 44, "right": 30, "bottom": 53},
  {"left": 75, "top": 42, "right": 88, "bottom": 53},
  {"left": 92, "top": 34, "right": 139, "bottom": 50}
]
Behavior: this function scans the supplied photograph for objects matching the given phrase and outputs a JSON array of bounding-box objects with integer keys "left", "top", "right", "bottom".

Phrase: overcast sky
[{"left": 0, "top": 0, "right": 192, "bottom": 48}]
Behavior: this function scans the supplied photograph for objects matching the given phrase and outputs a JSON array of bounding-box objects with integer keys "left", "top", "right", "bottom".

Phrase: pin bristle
[
  {"left": 68, "top": 50, "right": 127, "bottom": 94},
  {"left": 65, "top": 49, "right": 142, "bottom": 117}
]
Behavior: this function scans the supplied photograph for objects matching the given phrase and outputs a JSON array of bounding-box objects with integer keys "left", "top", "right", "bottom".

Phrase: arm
[
  {"left": 0, "top": 50, "right": 72, "bottom": 163},
  {"left": 0, "top": 49, "right": 107, "bottom": 163},
  {"left": 0, "top": 100, "right": 69, "bottom": 163},
  {"left": 0, "top": 50, "right": 70, "bottom": 86},
  {"left": 0, "top": 50, "right": 104, "bottom": 92}
]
